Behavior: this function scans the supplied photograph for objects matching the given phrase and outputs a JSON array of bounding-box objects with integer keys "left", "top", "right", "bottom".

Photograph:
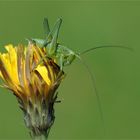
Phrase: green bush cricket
[{"left": 28, "top": 18, "right": 132, "bottom": 132}]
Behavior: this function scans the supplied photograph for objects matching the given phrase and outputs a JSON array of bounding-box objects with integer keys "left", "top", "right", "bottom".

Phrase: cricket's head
[{"left": 58, "top": 45, "right": 77, "bottom": 66}]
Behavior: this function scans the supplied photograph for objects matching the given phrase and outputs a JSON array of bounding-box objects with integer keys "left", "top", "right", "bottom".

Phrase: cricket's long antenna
[
  {"left": 80, "top": 45, "right": 133, "bottom": 55},
  {"left": 75, "top": 54, "right": 105, "bottom": 134}
]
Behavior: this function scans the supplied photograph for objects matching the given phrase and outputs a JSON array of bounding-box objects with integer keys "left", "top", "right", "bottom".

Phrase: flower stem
[{"left": 34, "top": 134, "right": 48, "bottom": 140}]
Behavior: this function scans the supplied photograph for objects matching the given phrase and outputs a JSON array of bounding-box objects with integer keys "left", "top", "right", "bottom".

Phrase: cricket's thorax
[
  {"left": 40, "top": 43, "right": 76, "bottom": 68},
  {"left": 56, "top": 45, "right": 76, "bottom": 66}
]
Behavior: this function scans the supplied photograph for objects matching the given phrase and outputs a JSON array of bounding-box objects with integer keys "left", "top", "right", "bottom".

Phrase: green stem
[{"left": 34, "top": 134, "right": 48, "bottom": 140}]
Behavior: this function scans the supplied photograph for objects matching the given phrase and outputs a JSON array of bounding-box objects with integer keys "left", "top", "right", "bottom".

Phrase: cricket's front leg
[{"left": 59, "top": 55, "right": 64, "bottom": 71}]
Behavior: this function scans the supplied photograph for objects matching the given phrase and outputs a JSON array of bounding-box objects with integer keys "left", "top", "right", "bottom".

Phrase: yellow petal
[
  {"left": 5, "top": 44, "right": 19, "bottom": 85},
  {"left": 35, "top": 65, "right": 51, "bottom": 86}
]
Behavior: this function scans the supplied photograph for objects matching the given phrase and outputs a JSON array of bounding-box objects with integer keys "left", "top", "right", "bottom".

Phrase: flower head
[{"left": 0, "top": 43, "right": 64, "bottom": 138}]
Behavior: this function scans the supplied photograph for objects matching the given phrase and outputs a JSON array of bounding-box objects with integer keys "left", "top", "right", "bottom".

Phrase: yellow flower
[{"left": 0, "top": 43, "right": 64, "bottom": 138}]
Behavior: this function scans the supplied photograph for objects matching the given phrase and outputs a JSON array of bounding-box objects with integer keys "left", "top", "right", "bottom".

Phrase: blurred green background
[{"left": 0, "top": 1, "right": 139, "bottom": 139}]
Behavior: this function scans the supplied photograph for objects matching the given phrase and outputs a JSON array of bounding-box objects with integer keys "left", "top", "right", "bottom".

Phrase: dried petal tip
[{"left": 0, "top": 43, "right": 64, "bottom": 138}]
